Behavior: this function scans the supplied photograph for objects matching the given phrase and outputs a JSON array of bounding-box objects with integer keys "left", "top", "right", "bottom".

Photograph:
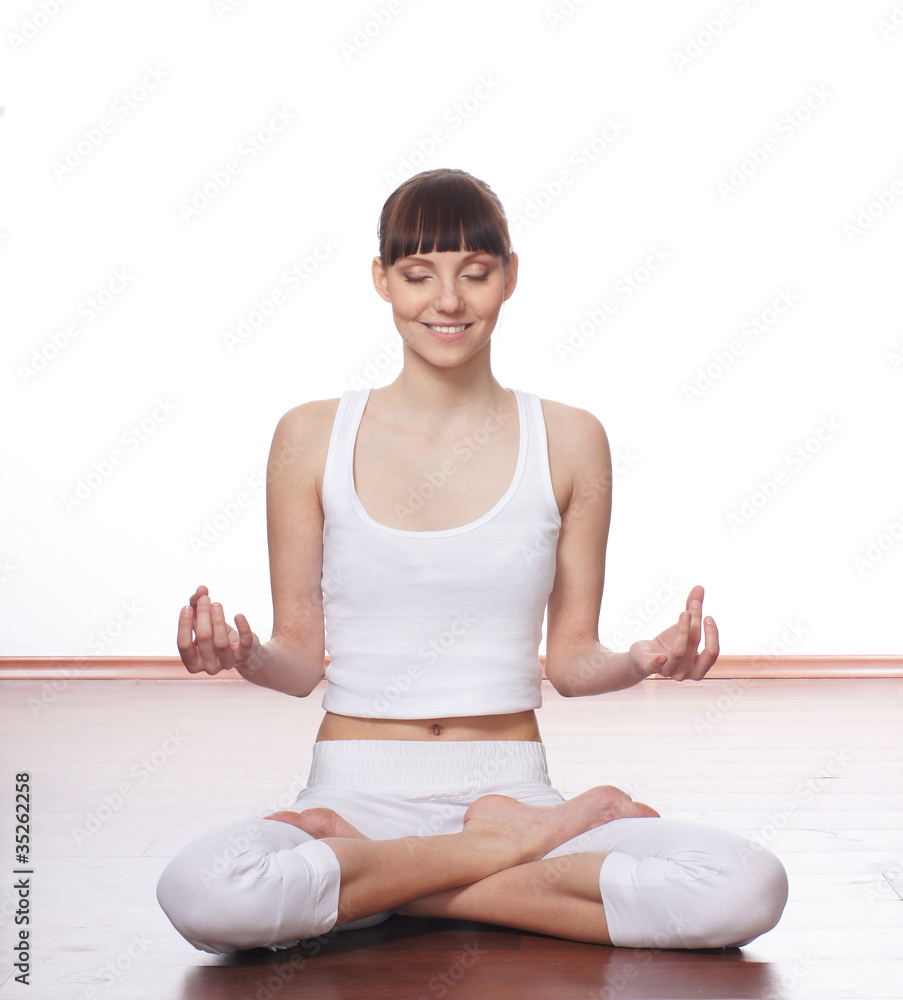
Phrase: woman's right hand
[{"left": 177, "top": 584, "right": 263, "bottom": 675}]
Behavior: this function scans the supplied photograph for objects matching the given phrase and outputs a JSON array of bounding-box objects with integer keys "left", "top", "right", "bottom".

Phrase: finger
[
  {"left": 235, "top": 614, "right": 255, "bottom": 653},
  {"left": 209, "top": 602, "right": 234, "bottom": 665},
  {"left": 669, "top": 610, "right": 694, "bottom": 681},
  {"left": 686, "top": 598, "right": 703, "bottom": 656},
  {"left": 189, "top": 585, "right": 208, "bottom": 610},
  {"left": 686, "top": 584, "right": 704, "bottom": 610},
  {"left": 688, "top": 617, "right": 720, "bottom": 680},
  {"left": 194, "top": 594, "right": 217, "bottom": 670},
  {"left": 641, "top": 648, "right": 666, "bottom": 678},
  {"left": 176, "top": 605, "right": 199, "bottom": 671},
  {"left": 677, "top": 597, "right": 705, "bottom": 680}
]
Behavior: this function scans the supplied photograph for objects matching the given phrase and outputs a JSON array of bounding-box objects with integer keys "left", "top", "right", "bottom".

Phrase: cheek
[
  {"left": 389, "top": 286, "right": 428, "bottom": 314},
  {"left": 395, "top": 300, "right": 424, "bottom": 321},
  {"left": 472, "top": 287, "right": 505, "bottom": 312}
]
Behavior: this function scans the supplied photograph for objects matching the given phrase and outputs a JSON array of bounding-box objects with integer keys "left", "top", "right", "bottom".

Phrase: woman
[{"left": 157, "top": 168, "right": 788, "bottom": 954}]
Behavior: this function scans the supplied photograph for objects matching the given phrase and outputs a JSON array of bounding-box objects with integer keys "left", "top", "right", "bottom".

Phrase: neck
[{"left": 383, "top": 343, "right": 509, "bottom": 436}]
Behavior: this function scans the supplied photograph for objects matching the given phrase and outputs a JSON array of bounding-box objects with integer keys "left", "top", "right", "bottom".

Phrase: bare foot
[
  {"left": 462, "top": 785, "right": 659, "bottom": 865},
  {"left": 264, "top": 807, "right": 369, "bottom": 841}
]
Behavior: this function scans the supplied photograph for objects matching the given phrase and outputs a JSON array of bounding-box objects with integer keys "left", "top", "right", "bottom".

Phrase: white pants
[{"left": 156, "top": 740, "right": 788, "bottom": 954}]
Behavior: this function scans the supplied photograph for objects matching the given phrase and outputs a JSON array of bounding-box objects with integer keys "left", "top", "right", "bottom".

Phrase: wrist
[
  {"left": 234, "top": 638, "right": 271, "bottom": 678},
  {"left": 625, "top": 642, "right": 654, "bottom": 680},
  {"left": 549, "top": 641, "right": 634, "bottom": 697}
]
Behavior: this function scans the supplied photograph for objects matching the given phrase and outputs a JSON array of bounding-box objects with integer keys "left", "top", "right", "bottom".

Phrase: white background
[{"left": 2, "top": 0, "right": 902, "bottom": 657}]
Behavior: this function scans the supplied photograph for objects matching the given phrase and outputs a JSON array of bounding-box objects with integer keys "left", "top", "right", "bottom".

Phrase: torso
[
  {"left": 309, "top": 384, "right": 576, "bottom": 743},
  {"left": 314, "top": 710, "right": 543, "bottom": 742}
]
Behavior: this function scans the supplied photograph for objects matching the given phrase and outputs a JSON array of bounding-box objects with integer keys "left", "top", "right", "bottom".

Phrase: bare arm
[
  {"left": 543, "top": 405, "right": 719, "bottom": 697},
  {"left": 543, "top": 405, "right": 642, "bottom": 697},
  {"left": 176, "top": 401, "right": 333, "bottom": 697},
  {"left": 246, "top": 400, "right": 332, "bottom": 695}
]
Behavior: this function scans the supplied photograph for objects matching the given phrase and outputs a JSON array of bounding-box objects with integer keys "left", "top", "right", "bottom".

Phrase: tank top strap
[
  {"left": 321, "top": 389, "right": 366, "bottom": 521},
  {"left": 510, "top": 388, "right": 561, "bottom": 527}
]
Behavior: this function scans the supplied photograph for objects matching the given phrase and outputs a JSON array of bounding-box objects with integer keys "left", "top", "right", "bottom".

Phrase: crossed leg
[
  {"left": 267, "top": 799, "right": 789, "bottom": 950},
  {"left": 268, "top": 807, "right": 614, "bottom": 943},
  {"left": 264, "top": 784, "right": 657, "bottom": 930}
]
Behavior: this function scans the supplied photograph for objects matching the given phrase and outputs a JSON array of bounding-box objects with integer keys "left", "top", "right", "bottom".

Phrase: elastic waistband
[{"left": 307, "top": 739, "right": 551, "bottom": 799}]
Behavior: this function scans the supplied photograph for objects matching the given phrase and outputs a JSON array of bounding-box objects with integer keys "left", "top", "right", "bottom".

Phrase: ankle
[{"left": 460, "top": 823, "right": 529, "bottom": 869}]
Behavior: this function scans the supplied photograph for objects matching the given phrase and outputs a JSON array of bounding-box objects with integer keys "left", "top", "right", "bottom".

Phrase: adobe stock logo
[
  {"left": 671, "top": 0, "right": 758, "bottom": 73},
  {"left": 876, "top": 2, "right": 903, "bottom": 39},
  {"left": 716, "top": 85, "right": 832, "bottom": 201},
  {"left": 511, "top": 117, "right": 628, "bottom": 235},
  {"left": 682, "top": 289, "right": 799, "bottom": 403},
  {"left": 177, "top": 109, "right": 296, "bottom": 223},
  {"left": 340, "top": 1, "right": 414, "bottom": 63},
  {"left": 8, "top": 0, "right": 73, "bottom": 54},
  {"left": 50, "top": 66, "right": 169, "bottom": 179},
  {"left": 554, "top": 246, "right": 671, "bottom": 361},
  {"left": 382, "top": 76, "right": 501, "bottom": 187},
  {"left": 18, "top": 269, "right": 135, "bottom": 385},
  {"left": 726, "top": 417, "right": 841, "bottom": 533},
  {"left": 62, "top": 398, "right": 179, "bottom": 511}
]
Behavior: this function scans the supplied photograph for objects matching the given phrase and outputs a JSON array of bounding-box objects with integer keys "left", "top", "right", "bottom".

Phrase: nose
[{"left": 433, "top": 279, "right": 465, "bottom": 313}]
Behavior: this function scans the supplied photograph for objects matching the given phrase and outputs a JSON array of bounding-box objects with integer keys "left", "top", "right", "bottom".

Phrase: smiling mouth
[{"left": 423, "top": 323, "right": 471, "bottom": 333}]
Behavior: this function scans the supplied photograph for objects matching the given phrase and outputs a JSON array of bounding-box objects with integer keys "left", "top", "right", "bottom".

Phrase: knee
[
  {"left": 156, "top": 847, "right": 277, "bottom": 954},
  {"left": 676, "top": 842, "right": 789, "bottom": 949},
  {"left": 156, "top": 852, "right": 219, "bottom": 953},
  {"left": 728, "top": 843, "right": 789, "bottom": 946},
  {"left": 155, "top": 820, "right": 333, "bottom": 954}
]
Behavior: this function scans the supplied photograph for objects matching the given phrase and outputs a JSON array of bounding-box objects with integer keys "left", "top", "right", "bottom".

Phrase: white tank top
[{"left": 319, "top": 387, "right": 562, "bottom": 719}]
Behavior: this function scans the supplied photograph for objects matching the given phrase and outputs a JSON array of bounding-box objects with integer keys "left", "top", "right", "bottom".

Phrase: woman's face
[{"left": 372, "top": 248, "right": 518, "bottom": 363}]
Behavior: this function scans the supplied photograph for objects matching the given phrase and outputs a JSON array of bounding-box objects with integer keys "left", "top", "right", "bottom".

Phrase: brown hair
[{"left": 377, "top": 168, "right": 513, "bottom": 267}]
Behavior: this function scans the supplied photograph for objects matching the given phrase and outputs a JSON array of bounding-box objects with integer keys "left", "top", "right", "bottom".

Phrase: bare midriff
[{"left": 315, "top": 709, "right": 542, "bottom": 743}]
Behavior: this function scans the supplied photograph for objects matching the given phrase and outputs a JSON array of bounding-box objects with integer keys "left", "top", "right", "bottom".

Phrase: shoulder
[
  {"left": 274, "top": 396, "right": 342, "bottom": 440},
  {"left": 536, "top": 396, "right": 612, "bottom": 511},
  {"left": 537, "top": 395, "right": 611, "bottom": 460},
  {"left": 268, "top": 397, "right": 343, "bottom": 490}
]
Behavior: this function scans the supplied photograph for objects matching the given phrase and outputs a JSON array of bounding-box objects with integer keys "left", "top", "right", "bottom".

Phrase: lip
[{"left": 422, "top": 321, "right": 472, "bottom": 342}]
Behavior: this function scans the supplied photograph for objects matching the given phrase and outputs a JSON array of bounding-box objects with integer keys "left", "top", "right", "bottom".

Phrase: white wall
[{"left": 3, "top": 0, "right": 901, "bottom": 657}]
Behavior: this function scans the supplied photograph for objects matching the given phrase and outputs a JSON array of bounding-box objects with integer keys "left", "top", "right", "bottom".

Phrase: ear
[
  {"left": 372, "top": 256, "right": 392, "bottom": 302},
  {"left": 502, "top": 252, "right": 519, "bottom": 302}
]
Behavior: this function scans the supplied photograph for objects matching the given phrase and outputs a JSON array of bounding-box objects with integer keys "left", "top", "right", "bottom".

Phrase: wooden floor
[{"left": 1, "top": 676, "right": 900, "bottom": 1000}]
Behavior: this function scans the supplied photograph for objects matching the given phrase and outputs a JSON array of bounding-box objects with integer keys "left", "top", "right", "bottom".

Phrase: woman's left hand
[{"left": 627, "top": 584, "right": 719, "bottom": 682}]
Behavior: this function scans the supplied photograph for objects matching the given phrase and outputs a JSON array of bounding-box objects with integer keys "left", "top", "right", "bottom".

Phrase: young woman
[{"left": 157, "top": 168, "right": 788, "bottom": 954}]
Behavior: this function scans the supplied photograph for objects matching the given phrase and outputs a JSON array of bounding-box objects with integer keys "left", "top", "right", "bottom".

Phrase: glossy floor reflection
[{"left": 1, "top": 676, "right": 900, "bottom": 999}]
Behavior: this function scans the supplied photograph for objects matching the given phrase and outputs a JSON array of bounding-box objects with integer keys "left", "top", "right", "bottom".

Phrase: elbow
[
  {"left": 544, "top": 639, "right": 597, "bottom": 698},
  {"left": 251, "top": 630, "right": 326, "bottom": 698},
  {"left": 543, "top": 662, "right": 576, "bottom": 698},
  {"left": 288, "top": 660, "right": 326, "bottom": 699},
  {"left": 291, "top": 676, "right": 322, "bottom": 699}
]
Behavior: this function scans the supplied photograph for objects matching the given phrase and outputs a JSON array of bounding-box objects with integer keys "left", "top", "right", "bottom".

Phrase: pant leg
[
  {"left": 541, "top": 817, "right": 789, "bottom": 949},
  {"left": 156, "top": 814, "right": 345, "bottom": 954},
  {"left": 157, "top": 740, "right": 790, "bottom": 954},
  {"left": 155, "top": 740, "right": 507, "bottom": 955}
]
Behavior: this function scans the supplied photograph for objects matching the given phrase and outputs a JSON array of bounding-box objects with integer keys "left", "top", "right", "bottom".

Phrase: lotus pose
[{"left": 156, "top": 168, "right": 788, "bottom": 953}]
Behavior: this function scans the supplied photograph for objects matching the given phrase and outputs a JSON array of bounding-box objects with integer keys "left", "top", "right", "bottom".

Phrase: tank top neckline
[{"left": 347, "top": 386, "right": 528, "bottom": 539}]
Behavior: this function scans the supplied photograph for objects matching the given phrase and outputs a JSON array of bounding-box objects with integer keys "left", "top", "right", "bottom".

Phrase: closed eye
[{"left": 403, "top": 274, "right": 489, "bottom": 283}]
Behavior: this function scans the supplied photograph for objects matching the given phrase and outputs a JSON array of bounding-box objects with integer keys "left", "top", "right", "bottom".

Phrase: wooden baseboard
[{"left": 0, "top": 654, "right": 901, "bottom": 680}]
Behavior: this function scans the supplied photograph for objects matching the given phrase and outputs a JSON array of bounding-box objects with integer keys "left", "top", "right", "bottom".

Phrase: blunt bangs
[{"left": 378, "top": 169, "right": 512, "bottom": 268}]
